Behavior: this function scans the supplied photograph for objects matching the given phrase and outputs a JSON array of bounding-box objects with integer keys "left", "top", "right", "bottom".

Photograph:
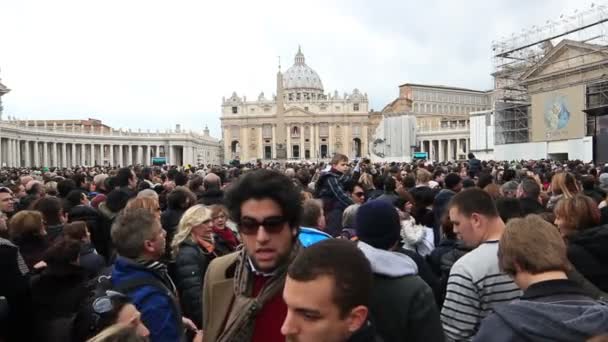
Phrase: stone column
[
  {"left": 52, "top": 142, "right": 58, "bottom": 167},
  {"left": 6, "top": 140, "right": 11, "bottom": 167},
  {"left": 23, "top": 141, "right": 30, "bottom": 167},
  {"left": 147, "top": 145, "right": 152, "bottom": 165},
  {"left": 457, "top": 139, "right": 462, "bottom": 159},
  {"left": 91, "top": 144, "right": 96, "bottom": 166},
  {"left": 258, "top": 128, "right": 263, "bottom": 160},
  {"left": 167, "top": 144, "right": 172, "bottom": 165},
  {"left": 15, "top": 140, "right": 20, "bottom": 167},
  {"left": 128, "top": 145, "right": 133, "bottom": 166},
  {"left": 109, "top": 145, "right": 114, "bottom": 167},
  {"left": 62, "top": 143, "right": 67, "bottom": 167},
  {"left": 0, "top": 139, "right": 3, "bottom": 167},
  {"left": 286, "top": 125, "right": 291, "bottom": 159},
  {"left": 43, "top": 142, "right": 49, "bottom": 166},
  {"left": 309, "top": 124, "right": 314, "bottom": 159},
  {"left": 71, "top": 143, "right": 76, "bottom": 167},
  {"left": 33, "top": 141, "right": 40, "bottom": 167},
  {"left": 299, "top": 125, "right": 305, "bottom": 160},
  {"left": 81, "top": 144, "right": 86, "bottom": 166},
  {"left": 328, "top": 125, "right": 334, "bottom": 157},
  {"left": 271, "top": 125, "right": 277, "bottom": 159},
  {"left": 119, "top": 145, "right": 124, "bottom": 167},
  {"left": 447, "top": 139, "right": 452, "bottom": 161}
]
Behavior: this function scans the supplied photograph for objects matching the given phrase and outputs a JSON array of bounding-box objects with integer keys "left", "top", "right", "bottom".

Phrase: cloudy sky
[{"left": 0, "top": 0, "right": 600, "bottom": 138}]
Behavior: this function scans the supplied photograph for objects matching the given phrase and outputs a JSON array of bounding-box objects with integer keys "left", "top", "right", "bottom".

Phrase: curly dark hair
[{"left": 225, "top": 169, "right": 302, "bottom": 229}]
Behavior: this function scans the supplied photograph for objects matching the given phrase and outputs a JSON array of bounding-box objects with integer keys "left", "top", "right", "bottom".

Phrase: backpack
[{"left": 73, "top": 267, "right": 183, "bottom": 341}]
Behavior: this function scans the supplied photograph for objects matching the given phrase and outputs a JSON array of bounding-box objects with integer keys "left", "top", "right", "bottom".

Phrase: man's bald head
[{"left": 203, "top": 173, "right": 221, "bottom": 190}]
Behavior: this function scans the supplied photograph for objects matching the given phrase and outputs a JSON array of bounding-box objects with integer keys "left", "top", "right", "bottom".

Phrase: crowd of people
[{"left": 0, "top": 153, "right": 608, "bottom": 342}]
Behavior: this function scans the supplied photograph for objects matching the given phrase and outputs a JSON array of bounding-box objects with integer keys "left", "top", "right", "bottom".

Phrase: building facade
[
  {"left": 487, "top": 39, "right": 605, "bottom": 162},
  {"left": 0, "top": 71, "right": 221, "bottom": 167},
  {"left": 381, "top": 83, "right": 492, "bottom": 161},
  {"left": 220, "top": 47, "right": 371, "bottom": 163},
  {"left": 0, "top": 118, "right": 221, "bottom": 167}
]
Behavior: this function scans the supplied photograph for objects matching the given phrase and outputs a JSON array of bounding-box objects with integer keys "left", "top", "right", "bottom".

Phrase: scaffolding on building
[{"left": 491, "top": 2, "right": 608, "bottom": 144}]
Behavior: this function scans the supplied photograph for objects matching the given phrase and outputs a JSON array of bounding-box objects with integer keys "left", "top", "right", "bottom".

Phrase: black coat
[
  {"left": 567, "top": 224, "right": 608, "bottom": 292},
  {"left": 96, "top": 202, "right": 118, "bottom": 263},
  {"left": 30, "top": 263, "right": 88, "bottom": 340},
  {"left": 0, "top": 239, "right": 32, "bottom": 342},
  {"left": 370, "top": 272, "right": 444, "bottom": 342},
  {"left": 79, "top": 242, "right": 106, "bottom": 279},
  {"left": 519, "top": 197, "right": 545, "bottom": 216},
  {"left": 161, "top": 208, "right": 185, "bottom": 258},
  {"left": 13, "top": 235, "right": 50, "bottom": 270},
  {"left": 198, "top": 189, "right": 225, "bottom": 206},
  {"left": 397, "top": 248, "right": 441, "bottom": 306},
  {"left": 173, "top": 239, "right": 215, "bottom": 328}
]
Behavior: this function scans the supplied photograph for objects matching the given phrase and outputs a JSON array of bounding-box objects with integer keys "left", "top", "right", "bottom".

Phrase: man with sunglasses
[{"left": 202, "top": 169, "right": 303, "bottom": 342}]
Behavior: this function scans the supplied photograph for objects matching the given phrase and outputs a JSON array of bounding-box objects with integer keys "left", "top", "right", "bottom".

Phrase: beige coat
[{"left": 201, "top": 252, "right": 239, "bottom": 342}]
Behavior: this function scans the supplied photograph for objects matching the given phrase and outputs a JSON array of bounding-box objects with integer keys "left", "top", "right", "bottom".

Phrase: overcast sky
[{"left": 0, "top": 0, "right": 600, "bottom": 138}]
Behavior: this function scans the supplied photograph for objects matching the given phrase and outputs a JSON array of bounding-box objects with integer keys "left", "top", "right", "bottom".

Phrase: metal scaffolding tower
[{"left": 491, "top": 2, "right": 608, "bottom": 144}]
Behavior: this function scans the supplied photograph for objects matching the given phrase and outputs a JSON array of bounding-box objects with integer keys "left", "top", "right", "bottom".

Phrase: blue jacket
[
  {"left": 112, "top": 257, "right": 183, "bottom": 342},
  {"left": 298, "top": 227, "right": 332, "bottom": 247}
]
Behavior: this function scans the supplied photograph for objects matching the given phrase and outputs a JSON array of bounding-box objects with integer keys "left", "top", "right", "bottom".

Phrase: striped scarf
[
  {"left": 136, "top": 258, "right": 177, "bottom": 295},
  {"left": 0, "top": 237, "right": 29, "bottom": 275}
]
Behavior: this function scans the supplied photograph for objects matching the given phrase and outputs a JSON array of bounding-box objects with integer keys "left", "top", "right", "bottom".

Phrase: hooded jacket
[
  {"left": 567, "top": 224, "right": 608, "bottom": 292},
  {"left": 473, "top": 279, "right": 608, "bottom": 342},
  {"left": 112, "top": 256, "right": 183, "bottom": 342},
  {"left": 357, "top": 241, "right": 445, "bottom": 342},
  {"left": 400, "top": 217, "right": 435, "bottom": 257}
]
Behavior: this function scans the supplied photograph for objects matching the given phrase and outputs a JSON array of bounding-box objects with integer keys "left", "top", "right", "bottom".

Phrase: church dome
[{"left": 283, "top": 47, "right": 324, "bottom": 94}]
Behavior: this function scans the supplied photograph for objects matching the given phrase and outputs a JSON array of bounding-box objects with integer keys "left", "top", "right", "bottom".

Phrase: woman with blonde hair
[{"left": 171, "top": 205, "right": 228, "bottom": 330}]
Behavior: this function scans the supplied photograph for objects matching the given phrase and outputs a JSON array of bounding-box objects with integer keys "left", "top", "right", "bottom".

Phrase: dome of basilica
[{"left": 283, "top": 47, "right": 324, "bottom": 94}]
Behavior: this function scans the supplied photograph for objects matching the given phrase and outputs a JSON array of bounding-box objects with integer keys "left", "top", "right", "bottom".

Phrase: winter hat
[{"left": 355, "top": 200, "right": 401, "bottom": 250}]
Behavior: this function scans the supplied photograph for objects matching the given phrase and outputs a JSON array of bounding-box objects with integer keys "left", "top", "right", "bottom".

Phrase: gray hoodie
[
  {"left": 473, "top": 281, "right": 608, "bottom": 342},
  {"left": 357, "top": 241, "right": 418, "bottom": 277}
]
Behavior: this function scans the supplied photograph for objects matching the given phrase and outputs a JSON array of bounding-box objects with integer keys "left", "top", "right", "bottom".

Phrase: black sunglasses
[
  {"left": 238, "top": 216, "right": 286, "bottom": 235},
  {"left": 353, "top": 192, "right": 365, "bottom": 197}
]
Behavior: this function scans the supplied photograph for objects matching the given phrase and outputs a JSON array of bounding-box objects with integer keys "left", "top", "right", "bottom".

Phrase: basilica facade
[{"left": 220, "top": 47, "right": 371, "bottom": 163}]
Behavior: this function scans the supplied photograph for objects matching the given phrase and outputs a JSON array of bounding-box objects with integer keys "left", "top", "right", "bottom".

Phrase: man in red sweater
[{"left": 202, "top": 169, "right": 303, "bottom": 342}]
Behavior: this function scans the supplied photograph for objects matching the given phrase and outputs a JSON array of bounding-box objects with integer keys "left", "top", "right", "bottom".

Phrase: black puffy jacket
[
  {"left": 567, "top": 224, "right": 608, "bottom": 292},
  {"left": 173, "top": 239, "right": 215, "bottom": 328}
]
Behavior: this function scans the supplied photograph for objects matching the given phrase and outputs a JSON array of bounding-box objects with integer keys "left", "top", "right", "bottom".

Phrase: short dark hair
[
  {"left": 384, "top": 177, "right": 396, "bottom": 192},
  {"left": 174, "top": 172, "right": 188, "bottom": 187},
  {"left": 115, "top": 168, "right": 134, "bottom": 188},
  {"left": 477, "top": 173, "right": 494, "bottom": 189},
  {"left": 57, "top": 179, "right": 76, "bottom": 198},
  {"left": 105, "top": 190, "right": 131, "bottom": 213},
  {"left": 495, "top": 197, "right": 523, "bottom": 223},
  {"left": 300, "top": 199, "right": 323, "bottom": 228},
  {"left": 448, "top": 188, "right": 499, "bottom": 218},
  {"left": 581, "top": 175, "right": 596, "bottom": 191},
  {"left": 26, "top": 182, "right": 43, "bottom": 196},
  {"left": 520, "top": 178, "right": 540, "bottom": 199},
  {"left": 32, "top": 196, "right": 64, "bottom": 226},
  {"left": 444, "top": 173, "right": 462, "bottom": 190},
  {"left": 66, "top": 189, "right": 88, "bottom": 208},
  {"left": 225, "top": 169, "right": 301, "bottom": 229},
  {"left": 287, "top": 239, "right": 373, "bottom": 318},
  {"left": 410, "top": 186, "right": 434, "bottom": 208},
  {"left": 167, "top": 186, "right": 195, "bottom": 210},
  {"left": 44, "top": 238, "right": 81, "bottom": 265},
  {"left": 402, "top": 176, "right": 416, "bottom": 189}
]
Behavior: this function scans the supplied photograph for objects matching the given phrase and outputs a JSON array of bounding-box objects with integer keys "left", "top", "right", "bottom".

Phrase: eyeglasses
[
  {"left": 353, "top": 192, "right": 365, "bottom": 198},
  {"left": 238, "top": 216, "right": 286, "bottom": 235}
]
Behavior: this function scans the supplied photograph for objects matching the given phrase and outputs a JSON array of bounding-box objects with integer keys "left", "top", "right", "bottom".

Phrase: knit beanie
[{"left": 355, "top": 200, "right": 401, "bottom": 250}]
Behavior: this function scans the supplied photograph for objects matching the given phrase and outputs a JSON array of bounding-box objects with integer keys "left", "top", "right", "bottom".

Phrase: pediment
[
  {"left": 520, "top": 40, "right": 608, "bottom": 82},
  {"left": 283, "top": 107, "right": 315, "bottom": 117}
]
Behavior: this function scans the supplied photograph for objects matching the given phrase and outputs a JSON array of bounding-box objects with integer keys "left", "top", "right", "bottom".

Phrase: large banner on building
[{"left": 531, "top": 85, "right": 585, "bottom": 142}]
